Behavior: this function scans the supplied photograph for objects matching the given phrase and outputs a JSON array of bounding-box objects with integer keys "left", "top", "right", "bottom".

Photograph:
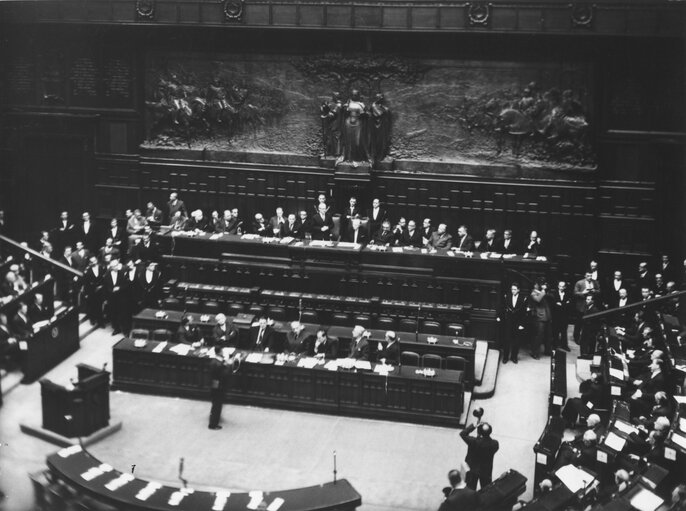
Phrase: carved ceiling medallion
[
  {"left": 466, "top": 2, "right": 491, "bottom": 27},
  {"left": 224, "top": 0, "right": 245, "bottom": 22},
  {"left": 136, "top": 0, "right": 155, "bottom": 20},
  {"left": 571, "top": 3, "right": 594, "bottom": 29}
]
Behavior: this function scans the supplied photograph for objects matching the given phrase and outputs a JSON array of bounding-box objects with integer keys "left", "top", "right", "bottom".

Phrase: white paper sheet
[
  {"left": 555, "top": 465, "right": 594, "bottom": 493},
  {"left": 629, "top": 488, "right": 664, "bottom": 511},
  {"left": 152, "top": 342, "right": 167, "bottom": 353},
  {"left": 671, "top": 432, "right": 686, "bottom": 449},
  {"left": 609, "top": 368, "right": 624, "bottom": 380},
  {"left": 614, "top": 420, "right": 637, "bottom": 435},
  {"left": 267, "top": 498, "right": 285, "bottom": 511},
  {"left": 604, "top": 431, "right": 626, "bottom": 452}
]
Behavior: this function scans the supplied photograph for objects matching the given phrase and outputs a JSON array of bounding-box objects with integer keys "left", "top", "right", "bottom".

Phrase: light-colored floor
[{"left": 0, "top": 326, "right": 575, "bottom": 511}]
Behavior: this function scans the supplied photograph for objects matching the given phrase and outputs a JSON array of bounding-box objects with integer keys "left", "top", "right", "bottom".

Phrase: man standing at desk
[
  {"left": 249, "top": 317, "right": 275, "bottom": 352},
  {"left": 12, "top": 301, "right": 33, "bottom": 340},
  {"left": 208, "top": 348, "right": 240, "bottom": 430},
  {"left": 459, "top": 422, "right": 500, "bottom": 490}
]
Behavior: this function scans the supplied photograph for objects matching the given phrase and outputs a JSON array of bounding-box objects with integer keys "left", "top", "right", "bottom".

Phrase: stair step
[
  {"left": 472, "top": 348, "right": 501, "bottom": 399},
  {"left": 474, "top": 340, "right": 489, "bottom": 385}
]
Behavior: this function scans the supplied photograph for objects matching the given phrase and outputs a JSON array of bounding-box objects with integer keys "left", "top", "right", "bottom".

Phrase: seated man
[
  {"left": 175, "top": 316, "right": 201, "bottom": 345},
  {"left": 561, "top": 372, "right": 604, "bottom": 426},
  {"left": 12, "top": 301, "right": 33, "bottom": 339},
  {"left": 286, "top": 321, "right": 311, "bottom": 353},
  {"left": 251, "top": 213, "right": 268, "bottom": 235},
  {"left": 453, "top": 225, "right": 475, "bottom": 252},
  {"left": 629, "top": 359, "right": 668, "bottom": 417},
  {"left": 127, "top": 208, "right": 148, "bottom": 235},
  {"left": 342, "top": 215, "right": 368, "bottom": 245},
  {"left": 348, "top": 325, "right": 370, "bottom": 360},
  {"left": 29, "top": 293, "right": 51, "bottom": 324},
  {"left": 170, "top": 211, "right": 187, "bottom": 231},
  {"left": 428, "top": 223, "right": 452, "bottom": 250},
  {"left": 371, "top": 220, "right": 394, "bottom": 246},
  {"left": 185, "top": 209, "right": 208, "bottom": 233},
  {"left": 376, "top": 330, "right": 401, "bottom": 364},
  {"left": 524, "top": 230, "right": 543, "bottom": 256},
  {"left": 401, "top": 220, "right": 423, "bottom": 248},
  {"left": 479, "top": 229, "right": 498, "bottom": 252},
  {"left": 211, "top": 313, "right": 238, "bottom": 348},
  {"left": 248, "top": 316, "right": 275, "bottom": 352},
  {"left": 268, "top": 207, "right": 286, "bottom": 237},
  {"left": 281, "top": 213, "right": 301, "bottom": 239},
  {"left": 299, "top": 327, "right": 339, "bottom": 358}
]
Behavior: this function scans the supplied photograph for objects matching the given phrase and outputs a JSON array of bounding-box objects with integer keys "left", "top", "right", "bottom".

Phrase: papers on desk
[
  {"left": 604, "top": 431, "right": 627, "bottom": 452},
  {"left": 241, "top": 234, "right": 261, "bottom": 240},
  {"left": 679, "top": 418, "right": 686, "bottom": 433},
  {"left": 136, "top": 482, "right": 162, "bottom": 501},
  {"left": 33, "top": 319, "right": 50, "bottom": 331},
  {"left": 555, "top": 464, "right": 595, "bottom": 493},
  {"left": 374, "top": 364, "right": 393, "bottom": 375},
  {"left": 58, "top": 445, "right": 82, "bottom": 458},
  {"left": 392, "top": 247, "right": 403, "bottom": 253},
  {"left": 337, "top": 241, "right": 357, "bottom": 249},
  {"left": 614, "top": 420, "right": 638, "bottom": 436},
  {"left": 609, "top": 367, "right": 624, "bottom": 380},
  {"left": 324, "top": 360, "right": 339, "bottom": 371},
  {"left": 104, "top": 473, "right": 134, "bottom": 491},
  {"left": 245, "top": 353, "right": 264, "bottom": 364},
  {"left": 309, "top": 240, "right": 332, "bottom": 247},
  {"left": 247, "top": 491, "right": 264, "bottom": 510},
  {"left": 671, "top": 431, "right": 686, "bottom": 450},
  {"left": 354, "top": 360, "right": 372, "bottom": 371},
  {"left": 209, "top": 234, "right": 223, "bottom": 240},
  {"left": 280, "top": 237, "right": 294, "bottom": 244},
  {"left": 629, "top": 488, "right": 664, "bottom": 511},
  {"left": 297, "top": 357, "right": 319, "bottom": 369},
  {"left": 169, "top": 344, "right": 192, "bottom": 356},
  {"left": 81, "top": 463, "right": 114, "bottom": 481},
  {"left": 267, "top": 497, "right": 285, "bottom": 511},
  {"left": 212, "top": 491, "right": 231, "bottom": 511},
  {"left": 674, "top": 395, "right": 686, "bottom": 404},
  {"left": 152, "top": 342, "right": 168, "bottom": 353}
]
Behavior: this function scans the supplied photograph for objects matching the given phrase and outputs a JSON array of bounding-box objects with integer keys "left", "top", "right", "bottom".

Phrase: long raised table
[
  {"left": 112, "top": 338, "right": 466, "bottom": 426},
  {"left": 44, "top": 445, "right": 361, "bottom": 511}
]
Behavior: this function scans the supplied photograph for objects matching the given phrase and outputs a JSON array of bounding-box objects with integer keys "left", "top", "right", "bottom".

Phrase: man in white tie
[
  {"left": 573, "top": 272, "right": 599, "bottom": 344},
  {"left": 368, "top": 198, "right": 387, "bottom": 236},
  {"left": 605, "top": 270, "right": 624, "bottom": 306},
  {"left": 551, "top": 280, "right": 571, "bottom": 351},
  {"left": 497, "top": 283, "right": 526, "bottom": 364}
]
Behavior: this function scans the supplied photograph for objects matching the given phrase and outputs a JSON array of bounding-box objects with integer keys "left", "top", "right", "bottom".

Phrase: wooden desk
[
  {"left": 131, "top": 308, "right": 477, "bottom": 381},
  {"left": 21, "top": 306, "right": 79, "bottom": 383},
  {"left": 46, "top": 446, "right": 361, "bottom": 511},
  {"left": 112, "top": 338, "right": 466, "bottom": 426}
]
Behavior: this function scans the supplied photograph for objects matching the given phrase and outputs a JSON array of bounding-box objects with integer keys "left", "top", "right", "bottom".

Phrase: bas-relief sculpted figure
[{"left": 321, "top": 89, "right": 392, "bottom": 167}]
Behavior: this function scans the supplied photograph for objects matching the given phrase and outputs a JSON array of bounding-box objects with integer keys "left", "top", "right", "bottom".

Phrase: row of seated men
[
  {"left": 0, "top": 294, "right": 53, "bottom": 370},
  {"left": 166, "top": 317, "right": 401, "bottom": 363}
]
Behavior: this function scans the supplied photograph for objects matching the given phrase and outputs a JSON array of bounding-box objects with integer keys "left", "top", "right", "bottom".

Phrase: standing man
[
  {"left": 498, "top": 283, "right": 527, "bottom": 364},
  {"left": 208, "top": 348, "right": 240, "bottom": 430},
  {"left": 573, "top": 271, "right": 600, "bottom": 345},
  {"left": 529, "top": 279, "right": 552, "bottom": 358},
  {"left": 348, "top": 325, "right": 370, "bottom": 360},
  {"left": 167, "top": 192, "right": 186, "bottom": 222},
  {"left": 459, "top": 422, "right": 500, "bottom": 490},
  {"left": 579, "top": 294, "right": 601, "bottom": 356},
  {"left": 77, "top": 212, "right": 100, "bottom": 253},
  {"left": 311, "top": 203, "right": 333, "bottom": 241},
  {"left": 437, "top": 470, "right": 479, "bottom": 511},
  {"left": 368, "top": 198, "right": 387, "bottom": 237},
  {"left": 550, "top": 280, "right": 572, "bottom": 351}
]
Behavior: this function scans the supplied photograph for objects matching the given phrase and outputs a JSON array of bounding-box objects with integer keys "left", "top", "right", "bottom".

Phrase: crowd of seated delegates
[
  {"left": 30, "top": 208, "right": 165, "bottom": 337},
  {"left": 167, "top": 191, "right": 547, "bottom": 255}
]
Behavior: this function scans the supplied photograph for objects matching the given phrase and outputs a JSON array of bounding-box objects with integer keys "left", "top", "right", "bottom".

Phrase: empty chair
[
  {"left": 152, "top": 329, "right": 172, "bottom": 342},
  {"left": 353, "top": 315, "right": 371, "bottom": 328},
  {"left": 422, "top": 354, "right": 442, "bottom": 369},
  {"left": 400, "top": 351, "right": 420, "bottom": 366},
  {"left": 300, "top": 310, "right": 319, "bottom": 324},
  {"left": 268, "top": 306, "right": 287, "bottom": 321},
  {"left": 376, "top": 316, "right": 396, "bottom": 330},
  {"left": 228, "top": 302, "right": 245, "bottom": 314},
  {"left": 203, "top": 300, "right": 221, "bottom": 314},
  {"left": 420, "top": 320, "right": 441, "bottom": 335},
  {"left": 332, "top": 312, "right": 351, "bottom": 326},
  {"left": 445, "top": 355, "right": 468, "bottom": 371},
  {"left": 398, "top": 318, "right": 417, "bottom": 333},
  {"left": 446, "top": 323, "right": 465, "bottom": 337},
  {"left": 130, "top": 328, "right": 149, "bottom": 340},
  {"left": 162, "top": 297, "right": 182, "bottom": 310},
  {"left": 248, "top": 304, "right": 265, "bottom": 316},
  {"left": 184, "top": 298, "right": 202, "bottom": 312}
]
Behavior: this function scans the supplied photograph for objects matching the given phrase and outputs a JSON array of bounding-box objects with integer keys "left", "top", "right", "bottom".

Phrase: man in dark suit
[
  {"left": 99, "top": 237, "right": 121, "bottom": 263},
  {"left": 659, "top": 254, "right": 678, "bottom": 285},
  {"left": 109, "top": 216, "right": 128, "bottom": 253},
  {"left": 208, "top": 348, "right": 238, "bottom": 430},
  {"left": 176, "top": 316, "right": 201, "bottom": 345},
  {"left": 57, "top": 246, "right": 78, "bottom": 302},
  {"left": 211, "top": 314, "right": 239, "bottom": 348},
  {"left": 342, "top": 215, "right": 368, "bottom": 244},
  {"left": 428, "top": 223, "right": 452, "bottom": 249},
  {"left": 524, "top": 230, "right": 543, "bottom": 256},
  {"left": 286, "top": 321, "right": 312, "bottom": 353},
  {"left": 401, "top": 220, "right": 423, "bottom": 248},
  {"left": 348, "top": 325, "right": 370, "bottom": 360},
  {"left": 214, "top": 210, "right": 238, "bottom": 234},
  {"left": 300, "top": 328, "right": 339, "bottom": 358},
  {"left": 76, "top": 211, "right": 100, "bottom": 253},
  {"left": 268, "top": 207, "right": 287, "bottom": 237},
  {"left": 342, "top": 197, "right": 363, "bottom": 232},
  {"left": 562, "top": 372, "right": 604, "bottom": 426},
  {"left": 371, "top": 220, "right": 394, "bottom": 246},
  {"left": 103, "top": 260, "right": 125, "bottom": 334},
  {"left": 251, "top": 213, "right": 268, "bottom": 235},
  {"left": 420, "top": 218, "right": 433, "bottom": 247},
  {"left": 295, "top": 211, "right": 312, "bottom": 240},
  {"left": 167, "top": 192, "right": 186, "bottom": 222},
  {"left": 83, "top": 255, "right": 105, "bottom": 326},
  {"left": 392, "top": 217, "right": 407, "bottom": 246},
  {"left": 497, "top": 229, "right": 516, "bottom": 254},
  {"left": 185, "top": 210, "right": 209, "bottom": 233},
  {"left": 605, "top": 270, "right": 626, "bottom": 307},
  {"left": 550, "top": 280, "right": 572, "bottom": 351},
  {"left": 281, "top": 213, "right": 300, "bottom": 239},
  {"left": 368, "top": 198, "right": 387, "bottom": 237},
  {"left": 629, "top": 359, "right": 668, "bottom": 417},
  {"left": 139, "top": 261, "right": 161, "bottom": 309},
  {"left": 454, "top": 225, "right": 475, "bottom": 252},
  {"left": 248, "top": 317, "right": 275, "bottom": 352},
  {"left": 12, "top": 302, "right": 33, "bottom": 339},
  {"left": 579, "top": 294, "right": 601, "bottom": 355},
  {"left": 498, "top": 283, "right": 527, "bottom": 363},
  {"left": 71, "top": 241, "right": 90, "bottom": 272},
  {"left": 376, "top": 331, "right": 401, "bottom": 364},
  {"left": 460, "top": 422, "right": 500, "bottom": 490},
  {"left": 311, "top": 203, "right": 334, "bottom": 241},
  {"left": 479, "top": 229, "right": 499, "bottom": 252},
  {"left": 146, "top": 201, "right": 163, "bottom": 226},
  {"left": 438, "top": 470, "right": 479, "bottom": 511},
  {"left": 52, "top": 211, "right": 75, "bottom": 253},
  {"left": 28, "top": 293, "right": 50, "bottom": 324},
  {"left": 635, "top": 261, "right": 654, "bottom": 296},
  {"left": 573, "top": 272, "right": 600, "bottom": 344}
]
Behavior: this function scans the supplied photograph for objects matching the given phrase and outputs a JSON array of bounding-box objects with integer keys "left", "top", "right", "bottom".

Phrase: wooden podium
[{"left": 39, "top": 364, "right": 110, "bottom": 439}]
